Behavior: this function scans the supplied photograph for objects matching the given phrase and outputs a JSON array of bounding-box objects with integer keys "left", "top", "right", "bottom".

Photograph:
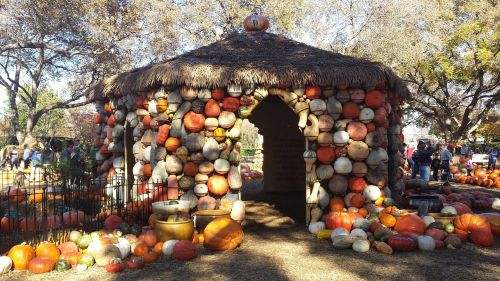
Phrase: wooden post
[{"left": 305, "top": 139, "right": 310, "bottom": 226}]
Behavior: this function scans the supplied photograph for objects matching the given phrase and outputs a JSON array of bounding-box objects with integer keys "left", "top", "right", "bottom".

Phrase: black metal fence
[{"left": 0, "top": 169, "right": 167, "bottom": 252}]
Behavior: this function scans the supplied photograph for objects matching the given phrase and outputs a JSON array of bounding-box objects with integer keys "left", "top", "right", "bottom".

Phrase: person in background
[
  {"left": 10, "top": 148, "right": 19, "bottom": 170},
  {"left": 23, "top": 145, "right": 31, "bottom": 169},
  {"left": 30, "top": 147, "right": 42, "bottom": 182},
  {"left": 440, "top": 144, "right": 453, "bottom": 181},
  {"left": 460, "top": 144, "right": 469, "bottom": 157},
  {"left": 406, "top": 144, "right": 415, "bottom": 175},
  {"left": 411, "top": 140, "right": 435, "bottom": 181},
  {"left": 487, "top": 146, "right": 498, "bottom": 170},
  {"left": 431, "top": 153, "right": 441, "bottom": 181},
  {"left": 466, "top": 157, "right": 473, "bottom": 176}
]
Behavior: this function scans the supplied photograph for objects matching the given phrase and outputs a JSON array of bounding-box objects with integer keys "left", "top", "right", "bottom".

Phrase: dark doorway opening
[{"left": 242, "top": 95, "right": 305, "bottom": 224}]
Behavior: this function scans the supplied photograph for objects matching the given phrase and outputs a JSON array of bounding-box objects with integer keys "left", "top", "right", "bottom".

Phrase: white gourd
[
  {"left": 353, "top": 218, "right": 371, "bottom": 231},
  {"left": 330, "top": 227, "right": 350, "bottom": 239},
  {"left": 202, "top": 138, "right": 220, "bottom": 161},
  {"left": 334, "top": 157, "right": 352, "bottom": 175},
  {"left": 228, "top": 165, "right": 242, "bottom": 190},
  {"left": 133, "top": 162, "right": 144, "bottom": 176},
  {"left": 308, "top": 221, "right": 326, "bottom": 234},
  {"left": 332, "top": 235, "right": 357, "bottom": 249},
  {"left": 418, "top": 235, "right": 436, "bottom": 251},
  {"left": 0, "top": 256, "right": 12, "bottom": 274},
  {"left": 114, "top": 238, "right": 131, "bottom": 259},
  {"left": 440, "top": 206, "right": 457, "bottom": 216},
  {"left": 422, "top": 216, "right": 435, "bottom": 227},
  {"left": 333, "top": 131, "right": 349, "bottom": 146},
  {"left": 350, "top": 228, "right": 367, "bottom": 240},
  {"left": 162, "top": 240, "right": 179, "bottom": 256},
  {"left": 363, "top": 185, "right": 381, "bottom": 201},
  {"left": 318, "top": 185, "right": 330, "bottom": 210},
  {"left": 352, "top": 239, "right": 371, "bottom": 253}
]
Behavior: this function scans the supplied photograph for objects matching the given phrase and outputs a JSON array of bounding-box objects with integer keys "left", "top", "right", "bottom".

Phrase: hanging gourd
[
  {"left": 347, "top": 121, "right": 367, "bottom": 141},
  {"left": 222, "top": 97, "right": 240, "bottom": 112},
  {"left": 309, "top": 99, "right": 326, "bottom": 115},
  {"left": 207, "top": 175, "right": 229, "bottom": 195},
  {"left": 180, "top": 86, "right": 198, "bottom": 101},
  {"left": 316, "top": 165, "right": 334, "bottom": 180},
  {"left": 243, "top": 14, "right": 270, "bottom": 32},
  {"left": 307, "top": 85, "right": 322, "bottom": 99},
  {"left": 347, "top": 141, "right": 369, "bottom": 161},
  {"left": 327, "top": 97, "right": 342, "bottom": 119},
  {"left": 329, "top": 175, "right": 348, "bottom": 194},
  {"left": 342, "top": 102, "right": 360, "bottom": 119},
  {"left": 336, "top": 90, "right": 350, "bottom": 103},
  {"left": 184, "top": 112, "right": 205, "bottom": 133},
  {"left": 365, "top": 90, "right": 384, "bottom": 108},
  {"left": 349, "top": 89, "right": 365, "bottom": 103},
  {"left": 303, "top": 114, "right": 319, "bottom": 141},
  {"left": 316, "top": 147, "right": 335, "bottom": 164},
  {"left": 218, "top": 111, "right": 237, "bottom": 128},
  {"left": 352, "top": 161, "right": 368, "bottom": 177}
]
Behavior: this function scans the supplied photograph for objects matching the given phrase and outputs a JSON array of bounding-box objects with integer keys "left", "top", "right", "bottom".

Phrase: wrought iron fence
[{"left": 0, "top": 169, "right": 169, "bottom": 252}]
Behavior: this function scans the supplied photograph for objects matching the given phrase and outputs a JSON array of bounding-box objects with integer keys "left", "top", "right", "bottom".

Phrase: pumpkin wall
[{"left": 93, "top": 82, "right": 405, "bottom": 224}]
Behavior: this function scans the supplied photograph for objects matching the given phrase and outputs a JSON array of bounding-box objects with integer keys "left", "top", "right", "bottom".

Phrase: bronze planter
[
  {"left": 154, "top": 218, "right": 194, "bottom": 242},
  {"left": 404, "top": 195, "right": 443, "bottom": 213},
  {"left": 193, "top": 209, "right": 230, "bottom": 233},
  {"left": 428, "top": 213, "right": 457, "bottom": 225}
]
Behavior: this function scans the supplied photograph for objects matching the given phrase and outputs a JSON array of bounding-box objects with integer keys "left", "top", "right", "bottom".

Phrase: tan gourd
[
  {"left": 303, "top": 114, "right": 319, "bottom": 141},
  {"left": 219, "top": 138, "right": 233, "bottom": 160},
  {"left": 310, "top": 207, "right": 323, "bottom": 222},
  {"left": 303, "top": 150, "right": 317, "bottom": 172},
  {"left": 318, "top": 115, "right": 334, "bottom": 132},
  {"left": 306, "top": 182, "right": 321, "bottom": 205},
  {"left": 228, "top": 165, "right": 242, "bottom": 190},
  {"left": 294, "top": 101, "right": 309, "bottom": 129},
  {"left": 268, "top": 88, "right": 298, "bottom": 107}
]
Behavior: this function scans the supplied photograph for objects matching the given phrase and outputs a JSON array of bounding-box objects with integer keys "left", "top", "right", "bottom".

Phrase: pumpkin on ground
[
  {"left": 35, "top": 242, "right": 60, "bottom": 263},
  {"left": 480, "top": 213, "right": 500, "bottom": 236},
  {"left": 325, "top": 212, "right": 361, "bottom": 231},
  {"left": 203, "top": 217, "right": 244, "bottom": 251},
  {"left": 8, "top": 243, "right": 35, "bottom": 270},
  {"left": 388, "top": 234, "right": 417, "bottom": 252},
  {"left": 60, "top": 252, "right": 82, "bottom": 266},
  {"left": 173, "top": 240, "right": 197, "bottom": 261},
  {"left": 394, "top": 214, "right": 426, "bottom": 235},
  {"left": 28, "top": 257, "right": 55, "bottom": 274},
  {"left": 0, "top": 256, "right": 12, "bottom": 273}
]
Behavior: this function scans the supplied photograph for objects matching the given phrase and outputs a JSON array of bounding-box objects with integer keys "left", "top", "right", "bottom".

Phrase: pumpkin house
[{"left": 88, "top": 17, "right": 409, "bottom": 227}]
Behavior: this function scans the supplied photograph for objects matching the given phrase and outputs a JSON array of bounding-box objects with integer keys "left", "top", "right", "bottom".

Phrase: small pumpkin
[
  {"left": 417, "top": 235, "right": 436, "bottom": 251},
  {"left": 60, "top": 251, "right": 82, "bottom": 266},
  {"left": 394, "top": 214, "right": 426, "bottom": 235},
  {"left": 305, "top": 85, "right": 321, "bottom": 99},
  {"left": 379, "top": 213, "right": 396, "bottom": 228},
  {"left": 342, "top": 102, "right": 360, "bottom": 119},
  {"left": 0, "top": 256, "right": 12, "bottom": 274},
  {"left": 365, "top": 90, "right": 384, "bottom": 108},
  {"left": 161, "top": 240, "right": 179, "bottom": 256},
  {"left": 28, "top": 257, "right": 55, "bottom": 274},
  {"left": 134, "top": 242, "right": 149, "bottom": 257},
  {"left": 207, "top": 175, "right": 229, "bottom": 195},
  {"left": 173, "top": 240, "right": 197, "bottom": 260},
  {"left": 184, "top": 112, "right": 206, "bottom": 133},
  {"left": 143, "top": 251, "right": 158, "bottom": 263}
]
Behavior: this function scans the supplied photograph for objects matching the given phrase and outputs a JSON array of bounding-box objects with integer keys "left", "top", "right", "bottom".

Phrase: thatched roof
[{"left": 88, "top": 31, "right": 409, "bottom": 99}]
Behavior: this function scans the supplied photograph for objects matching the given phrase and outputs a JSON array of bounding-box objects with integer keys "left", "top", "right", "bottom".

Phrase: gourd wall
[{"left": 92, "top": 83, "right": 405, "bottom": 224}]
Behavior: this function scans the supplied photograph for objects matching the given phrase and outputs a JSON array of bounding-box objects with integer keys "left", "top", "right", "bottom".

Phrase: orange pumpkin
[
  {"left": 8, "top": 243, "right": 36, "bottom": 270},
  {"left": 394, "top": 214, "right": 426, "bottom": 235},
  {"left": 165, "top": 137, "right": 181, "bottom": 152},
  {"left": 143, "top": 164, "right": 152, "bottom": 177},
  {"left": 211, "top": 88, "right": 225, "bottom": 100},
  {"left": 305, "top": 85, "right": 321, "bottom": 99},
  {"left": 60, "top": 251, "right": 82, "bottom": 265},
  {"left": 143, "top": 115, "right": 152, "bottom": 129},
  {"left": 153, "top": 242, "right": 164, "bottom": 255},
  {"left": 480, "top": 213, "right": 500, "bottom": 236},
  {"left": 342, "top": 102, "right": 360, "bottom": 119},
  {"left": 366, "top": 123, "right": 376, "bottom": 132},
  {"left": 348, "top": 177, "right": 366, "bottom": 193},
  {"left": 380, "top": 213, "right": 396, "bottom": 228},
  {"left": 104, "top": 103, "right": 112, "bottom": 113},
  {"left": 365, "top": 90, "right": 384, "bottom": 108},
  {"left": 8, "top": 188, "right": 26, "bottom": 203},
  {"left": 184, "top": 111, "right": 206, "bottom": 132},
  {"left": 143, "top": 251, "right": 158, "bottom": 263},
  {"left": 35, "top": 242, "right": 60, "bottom": 263},
  {"left": 329, "top": 197, "right": 345, "bottom": 212},
  {"left": 243, "top": 14, "right": 270, "bottom": 32},
  {"left": 325, "top": 211, "right": 361, "bottom": 231},
  {"left": 207, "top": 175, "right": 229, "bottom": 195},
  {"left": 316, "top": 146, "right": 335, "bottom": 164},
  {"left": 28, "top": 257, "right": 55, "bottom": 274},
  {"left": 203, "top": 217, "right": 244, "bottom": 251},
  {"left": 450, "top": 166, "right": 459, "bottom": 174},
  {"left": 358, "top": 208, "right": 368, "bottom": 217},
  {"left": 58, "top": 242, "right": 79, "bottom": 254},
  {"left": 347, "top": 121, "right": 367, "bottom": 141},
  {"left": 205, "top": 99, "right": 221, "bottom": 117},
  {"left": 183, "top": 162, "right": 199, "bottom": 177},
  {"left": 139, "top": 230, "right": 157, "bottom": 247},
  {"left": 350, "top": 193, "right": 365, "bottom": 208},
  {"left": 156, "top": 124, "right": 170, "bottom": 145},
  {"left": 134, "top": 242, "right": 149, "bottom": 257}
]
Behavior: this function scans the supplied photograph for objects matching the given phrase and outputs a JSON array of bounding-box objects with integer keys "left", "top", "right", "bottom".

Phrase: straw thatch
[{"left": 88, "top": 31, "right": 409, "bottom": 99}]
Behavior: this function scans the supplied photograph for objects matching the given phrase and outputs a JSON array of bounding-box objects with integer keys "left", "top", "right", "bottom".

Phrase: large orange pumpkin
[
  {"left": 365, "top": 90, "right": 384, "bottom": 108},
  {"left": 243, "top": 14, "right": 270, "bottom": 32},
  {"left": 329, "top": 197, "right": 345, "bottom": 212},
  {"left": 324, "top": 211, "right": 361, "bottom": 231},
  {"left": 394, "top": 214, "right": 426, "bottom": 235},
  {"left": 454, "top": 213, "right": 490, "bottom": 234},
  {"left": 205, "top": 99, "right": 221, "bottom": 117},
  {"left": 156, "top": 124, "right": 170, "bottom": 145},
  {"left": 342, "top": 102, "right": 360, "bottom": 119},
  {"left": 35, "top": 242, "right": 60, "bottom": 263},
  {"left": 316, "top": 146, "right": 335, "bottom": 164},
  {"left": 184, "top": 112, "right": 206, "bottom": 132},
  {"left": 8, "top": 243, "right": 36, "bottom": 270},
  {"left": 207, "top": 175, "right": 229, "bottom": 195},
  {"left": 203, "top": 217, "right": 244, "bottom": 251}
]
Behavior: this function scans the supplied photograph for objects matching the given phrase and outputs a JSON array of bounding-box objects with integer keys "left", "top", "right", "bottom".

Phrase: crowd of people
[{"left": 404, "top": 141, "right": 498, "bottom": 182}]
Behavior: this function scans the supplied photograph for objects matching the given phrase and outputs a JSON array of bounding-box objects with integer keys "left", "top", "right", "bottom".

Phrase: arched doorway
[{"left": 243, "top": 95, "right": 306, "bottom": 223}]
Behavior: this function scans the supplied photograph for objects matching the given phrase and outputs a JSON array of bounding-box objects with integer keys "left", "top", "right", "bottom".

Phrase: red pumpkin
[
  {"left": 212, "top": 88, "right": 225, "bottom": 100},
  {"left": 28, "top": 257, "right": 55, "bottom": 274},
  {"left": 8, "top": 188, "right": 26, "bottom": 203},
  {"left": 106, "top": 258, "right": 126, "bottom": 273},
  {"left": 342, "top": 102, "right": 360, "bottom": 119},
  {"left": 243, "top": 14, "right": 270, "bottom": 32},
  {"left": 350, "top": 193, "right": 365, "bottom": 208},
  {"left": 104, "top": 215, "right": 123, "bottom": 232},
  {"left": 136, "top": 96, "right": 144, "bottom": 108},
  {"left": 143, "top": 114, "right": 152, "bottom": 129},
  {"left": 470, "top": 227, "right": 494, "bottom": 247},
  {"left": 127, "top": 256, "right": 145, "bottom": 269},
  {"left": 134, "top": 242, "right": 149, "bottom": 257},
  {"left": 365, "top": 90, "right": 384, "bottom": 108},
  {"left": 184, "top": 112, "right": 206, "bottom": 132},
  {"left": 425, "top": 228, "right": 445, "bottom": 241},
  {"left": 394, "top": 214, "right": 426, "bottom": 235},
  {"left": 19, "top": 217, "right": 37, "bottom": 232},
  {"left": 104, "top": 103, "right": 112, "bottom": 113},
  {"left": 324, "top": 211, "right": 361, "bottom": 231},
  {"left": 329, "top": 197, "right": 345, "bottom": 212},
  {"left": 347, "top": 121, "right": 367, "bottom": 141},
  {"left": 1, "top": 216, "right": 19, "bottom": 233},
  {"left": 173, "top": 240, "right": 197, "bottom": 261},
  {"left": 348, "top": 177, "right": 366, "bottom": 193},
  {"left": 107, "top": 114, "right": 116, "bottom": 127},
  {"left": 221, "top": 97, "right": 240, "bottom": 112},
  {"left": 435, "top": 239, "right": 445, "bottom": 249},
  {"left": 316, "top": 147, "right": 335, "bottom": 164},
  {"left": 139, "top": 230, "right": 157, "bottom": 248},
  {"left": 448, "top": 202, "right": 472, "bottom": 215},
  {"left": 156, "top": 124, "right": 170, "bottom": 145},
  {"left": 207, "top": 175, "right": 229, "bottom": 195},
  {"left": 205, "top": 99, "right": 221, "bottom": 117},
  {"left": 387, "top": 234, "right": 417, "bottom": 252},
  {"left": 305, "top": 85, "right": 321, "bottom": 99}
]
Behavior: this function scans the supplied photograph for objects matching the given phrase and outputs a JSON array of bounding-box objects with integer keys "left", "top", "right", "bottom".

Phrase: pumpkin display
[
  {"left": 28, "top": 257, "right": 55, "bottom": 274},
  {"left": 203, "top": 217, "right": 244, "bottom": 251},
  {"left": 60, "top": 252, "right": 82, "bottom": 266},
  {"left": 394, "top": 214, "right": 426, "bottom": 235},
  {"left": 316, "top": 146, "right": 335, "bottom": 164},
  {"left": 348, "top": 177, "right": 366, "bottom": 193},
  {"left": 305, "top": 85, "right": 321, "bottom": 99},
  {"left": 207, "top": 175, "right": 229, "bottom": 195},
  {"left": 365, "top": 90, "right": 384, "bottom": 108},
  {"left": 184, "top": 112, "right": 206, "bottom": 132},
  {"left": 173, "top": 240, "right": 197, "bottom": 260},
  {"left": 388, "top": 234, "right": 417, "bottom": 252},
  {"left": 35, "top": 242, "right": 60, "bottom": 263},
  {"left": 347, "top": 121, "right": 367, "bottom": 141},
  {"left": 324, "top": 212, "right": 361, "bottom": 231},
  {"left": 342, "top": 102, "right": 360, "bottom": 118},
  {"left": 8, "top": 243, "right": 35, "bottom": 270}
]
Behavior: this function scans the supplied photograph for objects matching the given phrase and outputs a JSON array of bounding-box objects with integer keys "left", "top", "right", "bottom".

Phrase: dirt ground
[{"left": 2, "top": 179, "right": 499, "bottom": 281}]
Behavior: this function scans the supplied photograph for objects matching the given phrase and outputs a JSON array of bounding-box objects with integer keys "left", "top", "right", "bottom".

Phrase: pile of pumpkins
[
  {"left": 0, "top": 214, "right": 244, "bottom": 275},
  {"left": 452, "top": 167, "right": 500, "bottom": 189},
  {"left": 0, "top": 187, "right": 86, "bottom": 233},
  {"left": 309, "top": 204, "right": 499, "bottom": 253}
]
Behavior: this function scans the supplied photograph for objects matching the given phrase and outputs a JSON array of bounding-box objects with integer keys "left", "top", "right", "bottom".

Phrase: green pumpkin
[
  {"left": 130, "top": 224, "right": 141, "bottom": 236},
  {"left": 79, "top": 254, "right": 95, "bottom": 267},
  {"left": 55, "top": 259, "right": 72, "bottom": 271},
  {"left": 168, "top": 200, "right": 179, "bottom": 205},
  {"left": 444, "top": 223, "right": 454, "bottom": 233},
  {"left": 367, "top": 235, "right": 376, "bottom": 243},
  {"left": 118, "top": 222, "right": 131, "bottom": 234},
  {"left": 76, "top": 234, "right": 92, "bottom": 249},
  {"left": 379, "top": 234, "right": 391, "bottom": 242}
]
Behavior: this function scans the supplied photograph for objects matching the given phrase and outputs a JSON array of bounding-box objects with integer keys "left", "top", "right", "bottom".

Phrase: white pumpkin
[
  {"left": 492, "top": 198, "right": 500, "bottom": 210},
  {"left": 0, "top": 256, "right": 12, "bottom": 274},
  {"left": 143, "top": 146, "right": 151, "bottom": 162},
  {"left": 87, "top": 240, "right": 103, "bottom": 257},
  {"left": 94, "top": 244, "right": 121, "bottom": 266},
  {"left": 330, "top": 227, "right": 350, "bottom": 240},
  {"left": 363, "top": 185, "right": 381, "bottom": 201},
  {"left": 352, "top": 239, "right": 371, "bottom": 253},
  {"left": 359, "top": 107, "right": 374, "bottom": 123},
  {"left": 316, "top": 165, "right": 334, "bottom": 180},
  {"left": 132, "top": 162, "right": 144, "bottom": 176},
  {"left": 308, "top": 221, "right": 326, "bottom": 234},
  {"left": 350, "top": 228, "right": 367, "bottom": 240},
  {"left": 333, "top": 131, "right": 349, "bottom": 146},
  {"left": 230, "top": 200, "right": 246, "bottom": 222},
  {"left": 318, "top": 186, "right": 330, "bottom": 210},
  {"left": 327, "top": 96, "right": 342, "bottom": 119},
  {"left": 440, "top": 206, "right": 457, "bottom": 216},
  {"left": 114, "top": 238, "right": 131, "bottom": 259},
  {"left": 366, "top": 148, "right": 389, "bottom": 169},
  {"left": 214, "top": 159, "right": 230, "bottom": 174},
  {"left": 69, "top": 230, "right": 83, "bottom": 242},
  {"left": 353, "top": 218, "right": 371, "bottom": 231},
  {"left": 418, "top": 235, "right": 436, "bottom": 251},
  {"left": 422, "top": 216, "right": 435, "bottom": 227},
  {"left": 148, "top": 99, "right": 158, "bottom": 115},
  {"left": 332, "top": 235, "right": 357, "bottom": 249},
  {"left": 162, "top": 240, "right": 179, "bottom": 256},
  {"left": 334, "top": 157, "right": 352, "bottom": 174},
  {"left": 309, "top": 99, "right": 327, "bottom": 115},
  {"left": 194, "top": 184, "right": 208, "bottom": 196},
  {"left": 202, "top": 138, "right": 220, "bottom": 161}
]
